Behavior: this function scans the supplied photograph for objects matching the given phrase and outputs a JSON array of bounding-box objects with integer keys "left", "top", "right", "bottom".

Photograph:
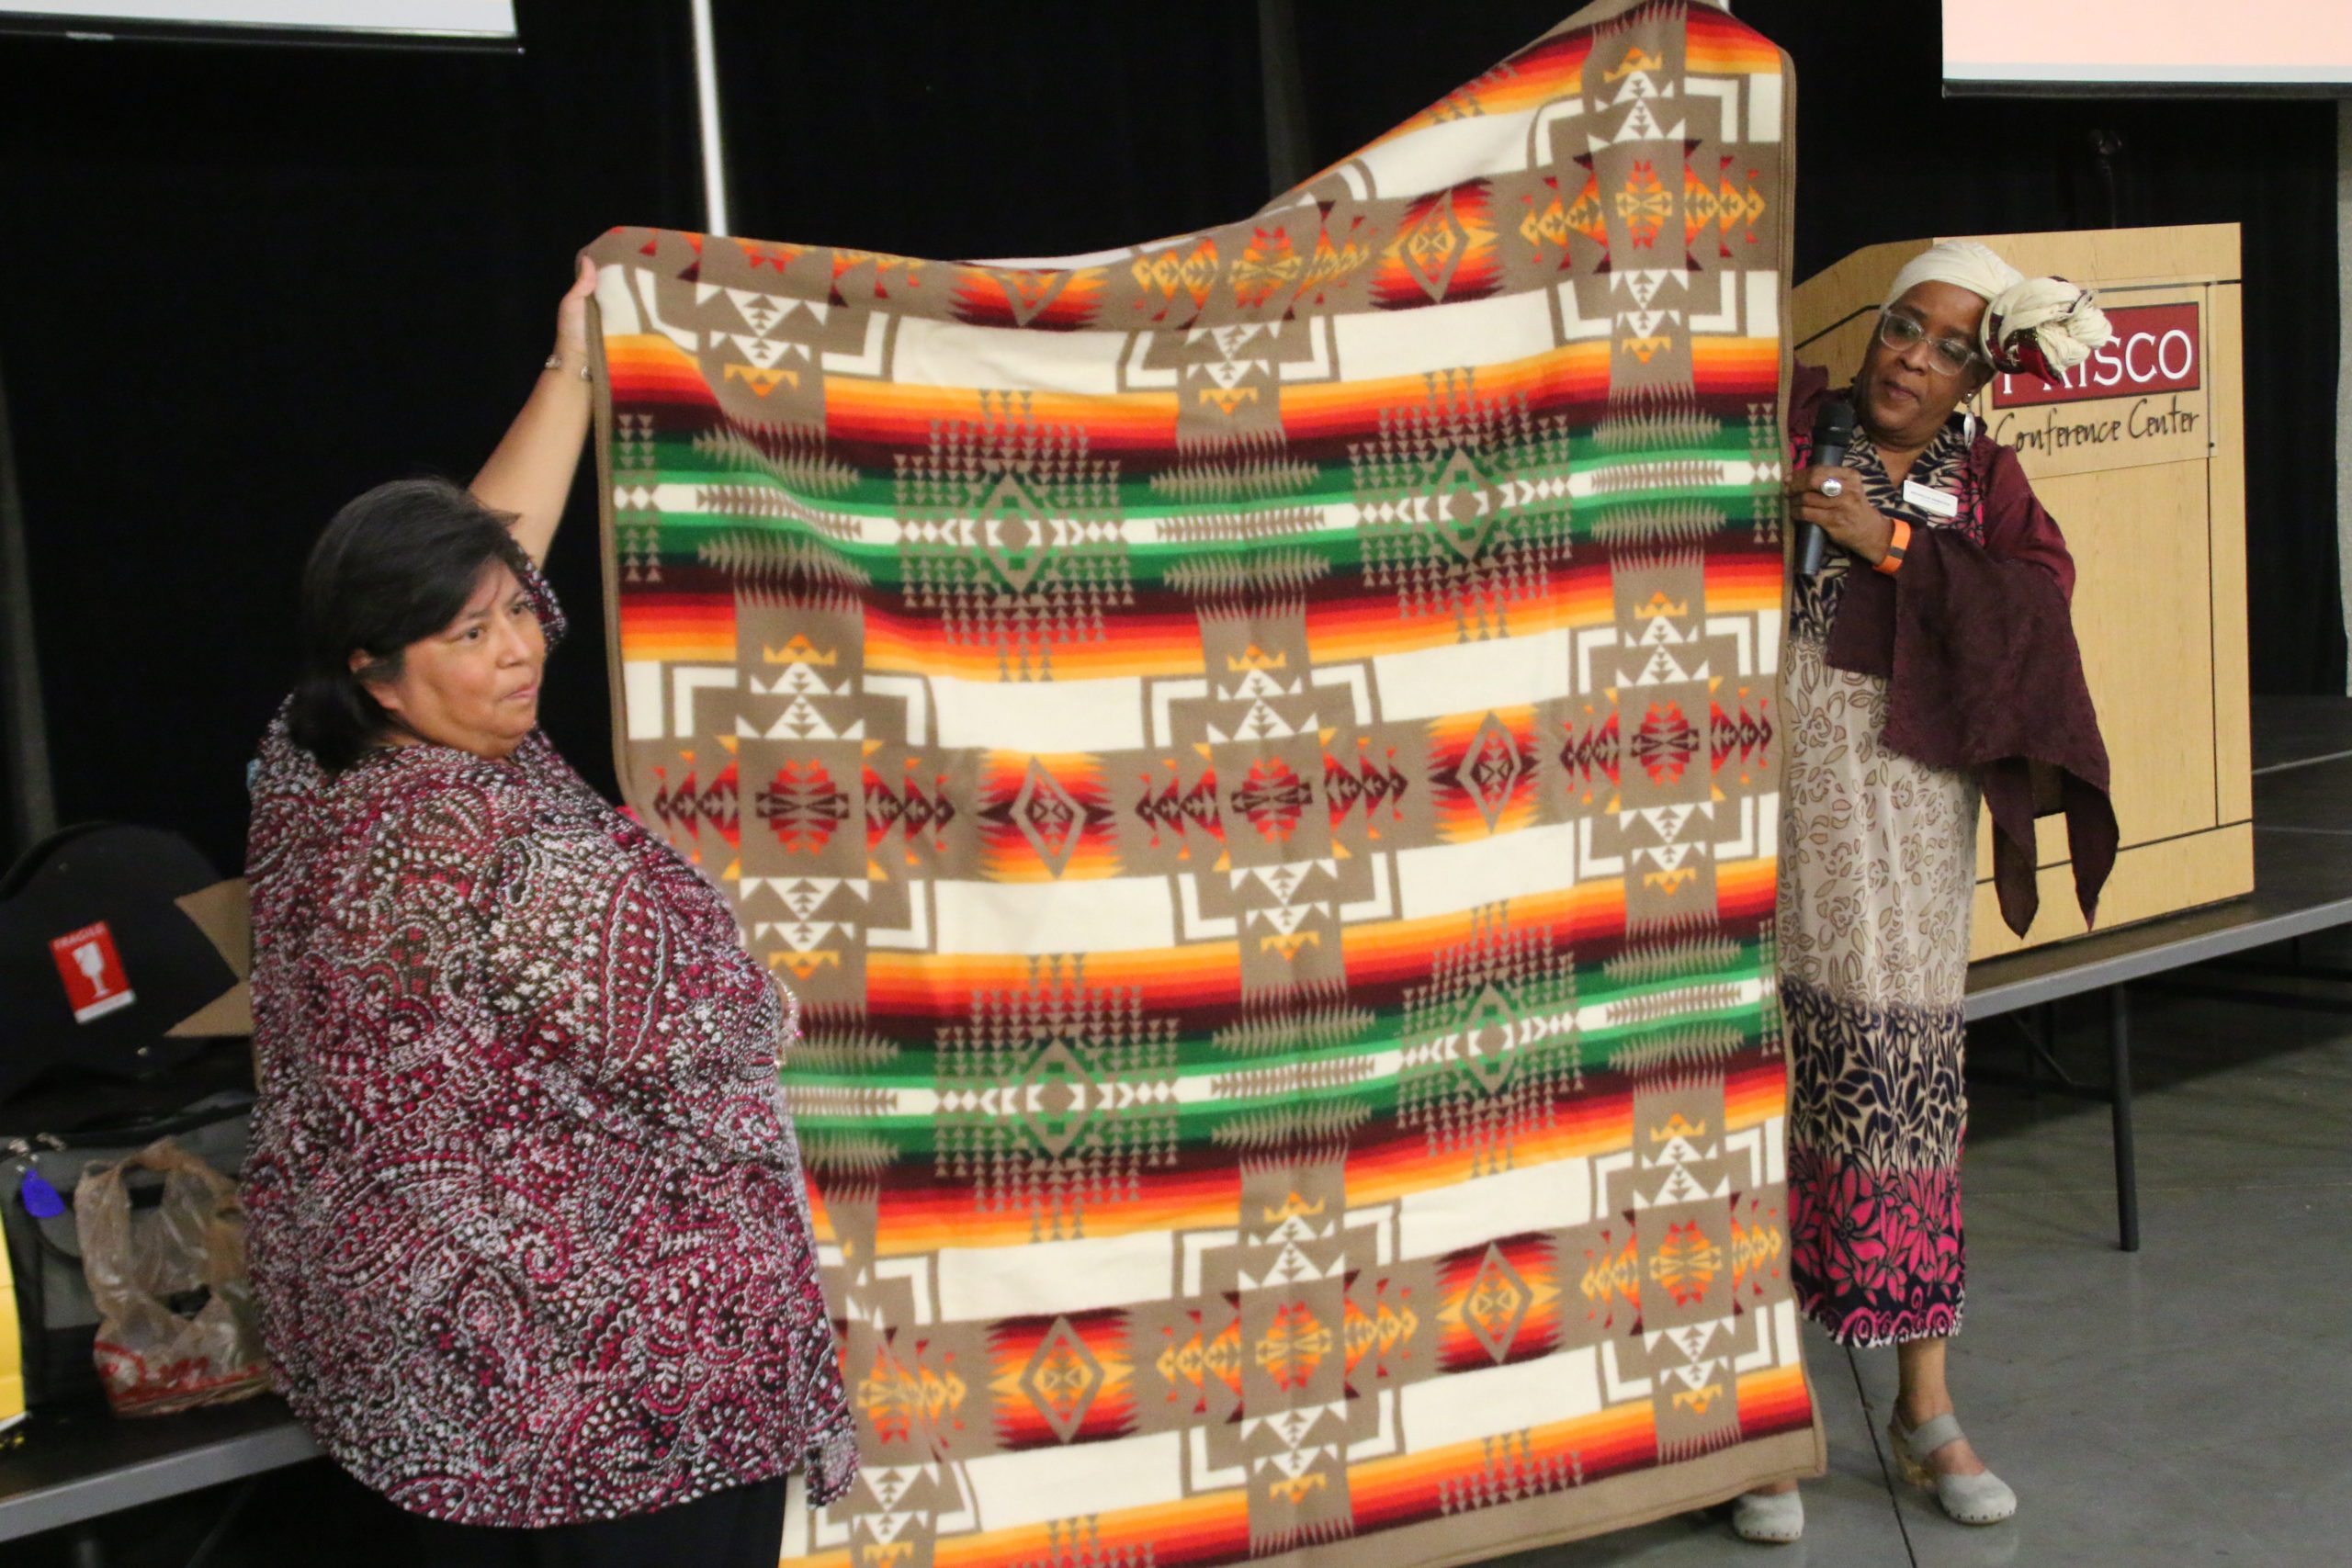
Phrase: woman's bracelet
[
  {"left": 1874, "top": 515, "right": 1912, "bottom": 576},
  {"left": 542, "top": 351, "right": 594, "bottom": 383}
]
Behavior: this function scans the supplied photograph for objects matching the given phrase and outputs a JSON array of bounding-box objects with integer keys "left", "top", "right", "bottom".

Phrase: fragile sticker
[{"left": 50, "top": 921, "right": 136, "bottom": 1024}]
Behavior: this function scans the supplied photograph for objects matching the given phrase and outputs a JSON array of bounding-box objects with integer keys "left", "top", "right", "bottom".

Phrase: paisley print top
[{"left": 243, "top": 565, "right": 857, "bottom": 1528}]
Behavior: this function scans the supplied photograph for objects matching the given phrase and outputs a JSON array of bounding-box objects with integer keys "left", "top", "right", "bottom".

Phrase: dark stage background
[{"left": 0, "top": 0, "right": 2338, "bottom": 884}]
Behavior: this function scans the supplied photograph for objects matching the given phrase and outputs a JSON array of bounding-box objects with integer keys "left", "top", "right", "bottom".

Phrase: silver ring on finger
[{"left": 1818, "top": 477, "right": 1843, "bottom": 498}]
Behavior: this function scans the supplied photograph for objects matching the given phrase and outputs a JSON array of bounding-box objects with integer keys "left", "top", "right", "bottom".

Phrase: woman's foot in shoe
[
  {"left": 1731, "top": 1480, "right": 1804, "bottom": 1543},
  {"left": 1893, "top": 1398, "right": 1989, "bottom": 1477},
  {"left": 1888, "top": 1406, "right": 2016, "bottom": 1525}
]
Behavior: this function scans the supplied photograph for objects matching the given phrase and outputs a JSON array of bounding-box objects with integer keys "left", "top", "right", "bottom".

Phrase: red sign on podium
[
  {"left": 50, "top": 921, "right": 137, "bottom": 1024},
  {"left": 1991, "top": 302, "right": 2201, "bottom": 409}
]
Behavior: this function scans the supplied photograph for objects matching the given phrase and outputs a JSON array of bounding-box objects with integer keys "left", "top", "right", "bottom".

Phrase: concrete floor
[{"left": 1496, "top": 955, "right": 2352, "bottom": 1568}]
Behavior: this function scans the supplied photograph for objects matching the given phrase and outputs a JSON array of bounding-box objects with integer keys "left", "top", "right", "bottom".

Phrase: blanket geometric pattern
[{"left": 585, "top": 2, "right": 1815, "bottom": 1561}]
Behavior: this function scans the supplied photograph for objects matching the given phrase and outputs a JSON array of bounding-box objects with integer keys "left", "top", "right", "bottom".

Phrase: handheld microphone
[{"left": 1797, "top": 399, "right": 1855, "bottom": 578}]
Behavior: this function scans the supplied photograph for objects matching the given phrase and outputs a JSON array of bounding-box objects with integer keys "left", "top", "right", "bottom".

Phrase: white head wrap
[{"left": 1882, "top": 239, "right": 2113, "bottom": 384}]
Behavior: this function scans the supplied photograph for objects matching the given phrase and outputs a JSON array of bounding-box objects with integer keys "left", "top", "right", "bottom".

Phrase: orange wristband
[{"left": 1874, "top": 515, "right": 1912, "bottom": 575}]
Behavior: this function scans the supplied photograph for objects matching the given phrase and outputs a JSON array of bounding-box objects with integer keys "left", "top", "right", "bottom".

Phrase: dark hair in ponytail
[{"left": 286, "top": 479, "right": 529, "bottom": 772}]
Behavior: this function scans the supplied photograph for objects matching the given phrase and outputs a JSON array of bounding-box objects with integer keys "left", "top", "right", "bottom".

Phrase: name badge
[{"left": 1902, "top": 479, "right": 1959, "bottom": 519}]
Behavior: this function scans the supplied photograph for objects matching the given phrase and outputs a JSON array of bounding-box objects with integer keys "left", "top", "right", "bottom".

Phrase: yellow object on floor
[{"left": 0, "top": 1233, "right": 24, "bottom": 1440}]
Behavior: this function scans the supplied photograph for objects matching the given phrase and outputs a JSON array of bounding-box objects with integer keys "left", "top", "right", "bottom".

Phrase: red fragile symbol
[{"left": 51, "top": 920, "right": 136, "bottom": 1024}]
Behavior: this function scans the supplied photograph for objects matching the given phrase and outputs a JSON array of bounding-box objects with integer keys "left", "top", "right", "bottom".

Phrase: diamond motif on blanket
[
  {"left": 938, "top": 965, "right": 1180, "bottom": 1239},
  {"left": 1633, "top": 702, "right": 1699, "bottom": 785},
  {"left": 1254, "top": 1302, "right": 1335, "bottom": 1392},
  {"left": 897, "top": 400, "right": 1127, "bottom": 677},
  {"left": 1012, "top": 761, "right": 1087, "bottom": 875},
  {"left": 1398, "top": 195, "right": 1467, "bottom": 300},
  {"left": 1355, "top": 378, "right": 1575, "bottom": 638},
  {"left": 1018, "top": 1039, "right": 1101, "bottom": 1158},
  {"left": 1650, "top": 1220, "right": 1724, "bottom": 1307},
  {"left": 1232, "top": 757, "right": 1312, "bottom": 843},
  {"left": 759, "top": 761, "right": 849, "bottom": 853},
  {"left": 1459, "top": 714, "right": 1531, "bottom": 832},
  {"left": 1400, "top": 908, "right": 1580, "bottom": 1174},
  {"left": 1463, "top": 1244, "right": 1532, "bottom": 1363},
  {"left": 1022, "top": 1318, "right": 1103, "bottom": 1442}
]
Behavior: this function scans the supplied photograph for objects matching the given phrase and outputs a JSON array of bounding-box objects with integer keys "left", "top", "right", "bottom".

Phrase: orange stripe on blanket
[
  {"left": 618, "top": 595, "right": 736, "bottom": 662},
  {"left": 867, "top": 944, "right": 1244, "bottom": 1017},
  {"left": 863, "top": 878, "right": 1627, "bottom": 1023},
  {"left": 1705, "top": 554, "right": 1785, "bottom": 612},
  {"left": 933, "top": 1490, "right": 1254, "bottom": 1568},
  {"left": 1717, "top": 856, "right": 1776, "bottom": 922},
  {"left": 600, "top": 333, "right": 713, "bottom": 406},
  {"left": 865, "top": 603, "right": 1207, "bottom": 681},
  {"left": 604, "top": 331, "right": 1193, "bottom": 449},
  {"left": 1349, "top": 1093, "right": 1635, "bottom": 1208},
  {"left": 914, "top": 1399, "right": 1663, "bottom": 1568},
  {"left": 1308, "top": 551, "right": 1783, "bottom": 667},
  {"left": 1306, "top": 563, "right": 1618, "bottom": 664},
  {"left": 1737, "top": 1362, "right": 1815, "bottom": 1440},
  {"left": 1346, "top": 1402, "right": 1659, "bottom": 1529},
  {"left": 867, "top": 1169, "right": 1248, "bottom": 1256},
  {"left": 1725, "top": 1056, "right": 1792, "bottom": 1131},
  {"left": 1692, "top": 337, "right": 1781, "bottom": 396},
  {"left": 823, "top": 379, "right": 1182, "bottom": 452},
  {"left": 1687, "top": 9, "right": 1788, "bottom": 76},
  {"left": 1340, "top": 883, "right": 1629, "bottom": 989}
]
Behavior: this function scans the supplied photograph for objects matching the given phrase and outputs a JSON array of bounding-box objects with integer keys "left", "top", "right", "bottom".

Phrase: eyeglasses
[{"left": 1877, "top": 311, "right": 1981, "bottom": 377}]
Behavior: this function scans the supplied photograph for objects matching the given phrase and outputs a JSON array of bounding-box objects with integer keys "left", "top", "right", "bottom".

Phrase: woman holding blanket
[
  {"left": 242, "top": 259, "right": 857, "bottom": 1567},
  {"left": 1735, "top": 242, "right": 2118, "bottom": 1544}
]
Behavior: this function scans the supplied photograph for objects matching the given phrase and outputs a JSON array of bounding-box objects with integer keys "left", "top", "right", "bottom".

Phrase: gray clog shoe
[{"left": 1889, "top": 1414, "right": 2018, "bottom": 1525}]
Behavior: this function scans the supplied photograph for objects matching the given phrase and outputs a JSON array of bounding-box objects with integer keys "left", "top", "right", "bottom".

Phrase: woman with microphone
[{"left": 1735, "top": 241, "right": 2113, "bottom": 1543}]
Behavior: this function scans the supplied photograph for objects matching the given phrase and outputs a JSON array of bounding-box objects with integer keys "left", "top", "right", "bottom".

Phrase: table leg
[
  {"left": 184, "top": 1478, "right": 257, "bottom": 1568},
  {"left": 70, "top": 1525, "right": 106, "bottom": 1568},
  {"left": 2108, "top": 985, "right": 2141, "bottom": 1253}
]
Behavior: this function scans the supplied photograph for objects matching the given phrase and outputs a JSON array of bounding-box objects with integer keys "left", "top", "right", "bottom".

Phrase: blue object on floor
[{"left": 17, "top": 1169, "right": 63, "bottom": 1219}]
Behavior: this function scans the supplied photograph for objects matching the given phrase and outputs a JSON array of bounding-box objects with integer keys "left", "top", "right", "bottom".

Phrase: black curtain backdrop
[
  {"left": 713, "top": 3, "right": 1268, "bottom": 263},
  {"left": 0, "top": 0, "right": 703, "bottom": 877},
  {"left": 0, "top": 0, "right": 2337, "bottom": 882}
]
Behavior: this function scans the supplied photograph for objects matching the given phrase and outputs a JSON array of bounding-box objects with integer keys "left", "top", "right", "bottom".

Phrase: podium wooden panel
[{"left": 1791, "top": 225, "right": 2250, "bottom": 959}]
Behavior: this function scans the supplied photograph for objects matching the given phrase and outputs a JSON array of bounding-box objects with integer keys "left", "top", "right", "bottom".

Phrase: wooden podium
[{"left": 1792, "top": 225, "right": 2250, "bottom": 960}]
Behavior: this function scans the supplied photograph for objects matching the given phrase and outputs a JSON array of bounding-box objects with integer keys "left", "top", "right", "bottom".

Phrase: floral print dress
[{"left": 1778, "top": 409, "right": 1986, "bottom": 1348}]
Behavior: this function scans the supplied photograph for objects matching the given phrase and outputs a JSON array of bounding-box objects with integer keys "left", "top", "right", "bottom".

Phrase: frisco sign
[
  {"left": 1987, "top": 302, "right": 2202, "bottom": 461},
  {"left": 1992, "top": 303, "right": 2199, "bottom": 407}
]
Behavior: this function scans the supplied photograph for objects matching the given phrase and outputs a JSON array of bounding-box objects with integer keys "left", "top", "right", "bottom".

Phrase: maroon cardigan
[{"left": 1792, "top": 367, "right": 2119, "bottom": 937}]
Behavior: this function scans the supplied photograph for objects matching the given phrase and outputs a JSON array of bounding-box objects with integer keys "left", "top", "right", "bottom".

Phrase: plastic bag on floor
[{"left": 73, "top": 1137, "right": 267, "bottom": 1416}]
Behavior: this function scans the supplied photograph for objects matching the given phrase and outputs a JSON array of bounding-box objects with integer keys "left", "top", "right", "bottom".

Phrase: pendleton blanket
[{"left": 585, "top": 1, "right": 1815, "bottom": 1561}]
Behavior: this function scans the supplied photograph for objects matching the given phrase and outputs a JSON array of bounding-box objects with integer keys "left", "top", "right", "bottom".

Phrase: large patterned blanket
[{"left": 584, "top": 1, "right": 1813, "bottom": 1561}]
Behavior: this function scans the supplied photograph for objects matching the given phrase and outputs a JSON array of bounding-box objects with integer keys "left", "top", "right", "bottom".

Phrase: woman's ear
[{"left": 348, "top": 650, "right": 404, "bottom": 716}]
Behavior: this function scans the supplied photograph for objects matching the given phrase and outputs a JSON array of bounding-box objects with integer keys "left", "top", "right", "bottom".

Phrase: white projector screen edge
[
  {"left": 0, "top": 2, "right": 516, "bottom": 45},
  {"left": 1944, "top": 0, "right": 2352, "bottom": 96}
]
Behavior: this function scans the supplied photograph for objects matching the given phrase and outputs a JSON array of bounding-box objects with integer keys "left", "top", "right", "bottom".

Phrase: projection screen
[
  {"left": 1946, "top": 0, "right": 2352, "bottom": 93},
  {"left": 0, "top": 2, "right": 516, "bottom": 47}
]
